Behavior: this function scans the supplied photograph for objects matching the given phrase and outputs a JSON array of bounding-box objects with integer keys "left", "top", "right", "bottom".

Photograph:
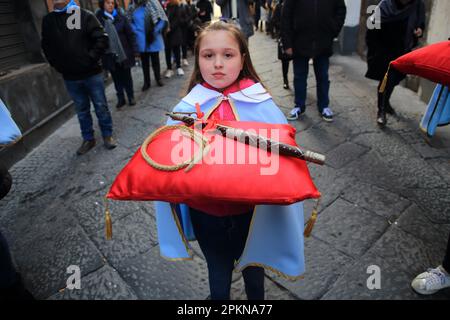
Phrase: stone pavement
[{"left": 1, "top": 30, "right": 449, "bottom": 300}]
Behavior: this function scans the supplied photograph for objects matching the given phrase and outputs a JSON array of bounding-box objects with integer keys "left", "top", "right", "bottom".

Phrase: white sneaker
[
  {"left": 411, "top": 265, "right": 450, "bottom": 295},
  {"left": 177, "top": 68, "right": 185, "bottom": 76},
  {"left": 286, "top": 107, "right": 305, "bottom": 121},
  {"left": 182, "top": 59, "right": 189, "bottom": 66},
  {"left": 164, "top": 69, "right": 174, "bottom": 78}
]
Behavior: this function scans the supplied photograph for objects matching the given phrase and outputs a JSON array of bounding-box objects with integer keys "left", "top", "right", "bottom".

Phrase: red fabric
[
  {"left": 107, "top": 120, "right": 321, "bottom": 207},
  {"left": 205, "top": 78, "right": 255, "bottom": 122},
  {"left": 391, "top": 41, "right": 450, "bottom": 86}
]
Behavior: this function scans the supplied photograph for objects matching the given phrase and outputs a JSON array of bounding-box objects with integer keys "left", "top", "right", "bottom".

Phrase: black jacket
[
  {"left": 96, "top": 10, "right": 138, "bottom": 70},
  {"left": 281, "top": 0, "right": 346, "bottom": 58},
  {"left": 41, "top": 9, "right": 109, "bottom": 80}
]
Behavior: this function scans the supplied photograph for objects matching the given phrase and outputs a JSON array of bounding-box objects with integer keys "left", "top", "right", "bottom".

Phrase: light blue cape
[
  {"left": 0, "top": 98, "right": 22, "bottom": 146},
  {"left": 420, "top": 84, "right": 450, "bottom": 137},
  {"left": 154, "top": 83, "right": 306, "bottom": 279}
]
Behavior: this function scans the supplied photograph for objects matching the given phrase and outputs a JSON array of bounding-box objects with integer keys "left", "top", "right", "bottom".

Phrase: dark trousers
[
  {"left": 377, "top": 68, "right": 405, "bottom": 113},
  {"left": 443, "top": 232, "right": 450, "bottom": 273},
  {"left": 182, "top": 45, "right": 187, "bottom": 60},
  {"left": 140, "top": 52, "right": 161, "bottom": 86},
  {"left": 293, "top": 55, "right": 330, "bottom": 113},
  {"left": 189, "top": 208, "right": 265, "bottom": 300},
  {"left": 0, "top": 231, "right": 17, "bottom": 289},
  {"left": 64, "top": 73, "right": 113, "bottom": 141},
  {"left": 165, "top": 45, "right": 181, "bottom": 69},
  {"left": 110, "top": 64, "right": 134, "bottom": 103},
  {"left": 282, "top": 59, "right": 290, "bottom": 82}
]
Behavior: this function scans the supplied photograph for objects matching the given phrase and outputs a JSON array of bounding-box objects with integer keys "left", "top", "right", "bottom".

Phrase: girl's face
[
  {"left": 198, "top": 30, "right": 244, "bottom": 90},
  {"left": 104, "top": 0, "right": 115, "bottom": 13}
]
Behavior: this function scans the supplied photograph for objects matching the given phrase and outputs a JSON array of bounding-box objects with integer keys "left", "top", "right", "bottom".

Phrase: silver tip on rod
[{"left": 303, "top": 150, "right": 326, "bottom": 165}]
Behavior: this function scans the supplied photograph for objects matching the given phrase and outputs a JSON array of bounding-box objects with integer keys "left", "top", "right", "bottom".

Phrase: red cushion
[
  {"left": 107, "top": 121, "right": 320, "bottom": 205},
  {"left": 391, "top": 41, "right": 450, "bottom": 86}
]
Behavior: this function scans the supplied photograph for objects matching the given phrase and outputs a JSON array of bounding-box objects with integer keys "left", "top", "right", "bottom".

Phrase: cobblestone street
[{"left": 1, "top": 30, "right": 449, "bottom": 300}]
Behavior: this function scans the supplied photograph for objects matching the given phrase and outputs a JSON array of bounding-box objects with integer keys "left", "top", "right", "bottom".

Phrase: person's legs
[
  {"left": 313, "top": 55, "right": 330, "bottom": 114},
  {"left": 64, "top": 79, "right": 95, "bottom": 141},
  {"left": 173, "top": 45, "right": 182, "bottom": 69},
  {"left": 85, "top": 74, "right": 114, "bottom": 141},
  {"left": 150, "top": 52, "right": 163, "bottom": 86},
  {"left": 121, "top": 66, "right": 135, "bottom": 103},
  {"left": 229, "top": 213, "right": 265, "bottom": 300},
  {"left": 165, "top": 45, "right": 172, "bottom": 70},
  {"left": 189, "top": 208, "right": 235, "bottom": 300},
  {"left": 287, "top": 56, "right": 309, "bottom": 120},
  {"left": 282, "top": 59, "right": 290, "bottom": 89},
  {"left": 140, "top": 52, "right": 151, "bottom": 90},
  {"left": 182, "top": 45, "right": 187, "bottom": 60}
]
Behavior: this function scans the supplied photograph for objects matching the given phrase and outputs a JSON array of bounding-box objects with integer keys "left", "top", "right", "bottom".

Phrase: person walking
[
  {"left": 41, "top": 0, "right": 117, "bottom": 155},
  {"left": 129, "top": 0, "right": 169, "bottom": 90},
  {"left": 365, "top": 0, "right": 426, "bottom": 126},
  {"left": 96, "top": 0, "right": 138, "bottom": 108},
  {"left": 165, "top": 0, "right": 186, "bottom": 77},
  {"left": 281, "top": 0, "right": 346, "bottom": 123}
]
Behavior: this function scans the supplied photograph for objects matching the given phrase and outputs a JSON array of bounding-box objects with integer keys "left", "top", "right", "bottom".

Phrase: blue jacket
[
  {"left": 130, "top": 6, "right": 166, "bottom": 53},
  {"left": 154, "top": 83, "right": 307, "bottom": 280}
]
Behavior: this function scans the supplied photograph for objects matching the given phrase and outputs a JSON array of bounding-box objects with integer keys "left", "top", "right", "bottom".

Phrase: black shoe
[
  {"left": 103, "top": 136, "right": 117, "bottom": 150},
  {"left": 156, "top": 79, "right": 164, "bottom": 87},
  {"left": 142, "top": 83, "right": 150, "bottom": 91},
  {"left": 116, "top": 99, "right": 126, "bottom": 109},
  {"left": 76, "top": 139, "right": 96, "bottom": 155},
  {"left": 377, "top": 111, "right": 387, "bottom": 127},
  {"left": 283, "top": 80, "right": 290, "bottom": 90},
  {"left": 128, "top": 97, "right": 136, "bottom": 106}
]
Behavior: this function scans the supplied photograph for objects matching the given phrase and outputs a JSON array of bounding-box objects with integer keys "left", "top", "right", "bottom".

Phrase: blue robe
[
  {"left": 0, "top": 98, "right": 21, "bottom": 146},
  {"left": 420, "top": 84, "right": 450, "bottom": 137},
  {"left": 154, "top": 83, "right": 306, "bottom": 280}
]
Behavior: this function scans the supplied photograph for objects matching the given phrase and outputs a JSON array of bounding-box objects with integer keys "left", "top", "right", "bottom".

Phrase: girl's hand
[{"left": 285, "top": 48, "right": 293, "bottom": 56}]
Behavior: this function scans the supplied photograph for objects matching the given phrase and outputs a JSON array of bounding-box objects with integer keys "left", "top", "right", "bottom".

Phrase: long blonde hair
[{"left": 187, "top": 21, "right": 265, "bottom": 93}]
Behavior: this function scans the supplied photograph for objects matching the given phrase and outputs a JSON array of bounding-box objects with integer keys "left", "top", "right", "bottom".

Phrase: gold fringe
[
  {"left": 105, "top": 198, "right": 112, "bottom": 240},
  {"left": 379, "top": 64, "right": 391, "bottom": 93},
  {"left": 304, "top": 198, "right": 320, "bottom": 238}
]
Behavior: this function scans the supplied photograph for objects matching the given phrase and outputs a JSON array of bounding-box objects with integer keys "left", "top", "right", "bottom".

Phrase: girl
[
  {"left": 365, "top": 0, "right": 425, "bottom": 126},
  {"left": 129, "top": 0, "right": 168, "bottom": 90},
  {"left": 155, "top": 21, "right": 306, "bottom": 300},
  {"left": 96, "top": 0, "right": 138, "bottom": 108}
]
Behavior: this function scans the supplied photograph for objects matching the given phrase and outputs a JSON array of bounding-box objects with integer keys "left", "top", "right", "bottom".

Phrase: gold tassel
[
  {"left": 105, "top": 198, "right": 113, "bottom": 240},
  {"left": 378, "top": 64, "right": 391, "bottom": 93},
  {"left": 304, "top": 198, "right": 320, "bottom": 238}
]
